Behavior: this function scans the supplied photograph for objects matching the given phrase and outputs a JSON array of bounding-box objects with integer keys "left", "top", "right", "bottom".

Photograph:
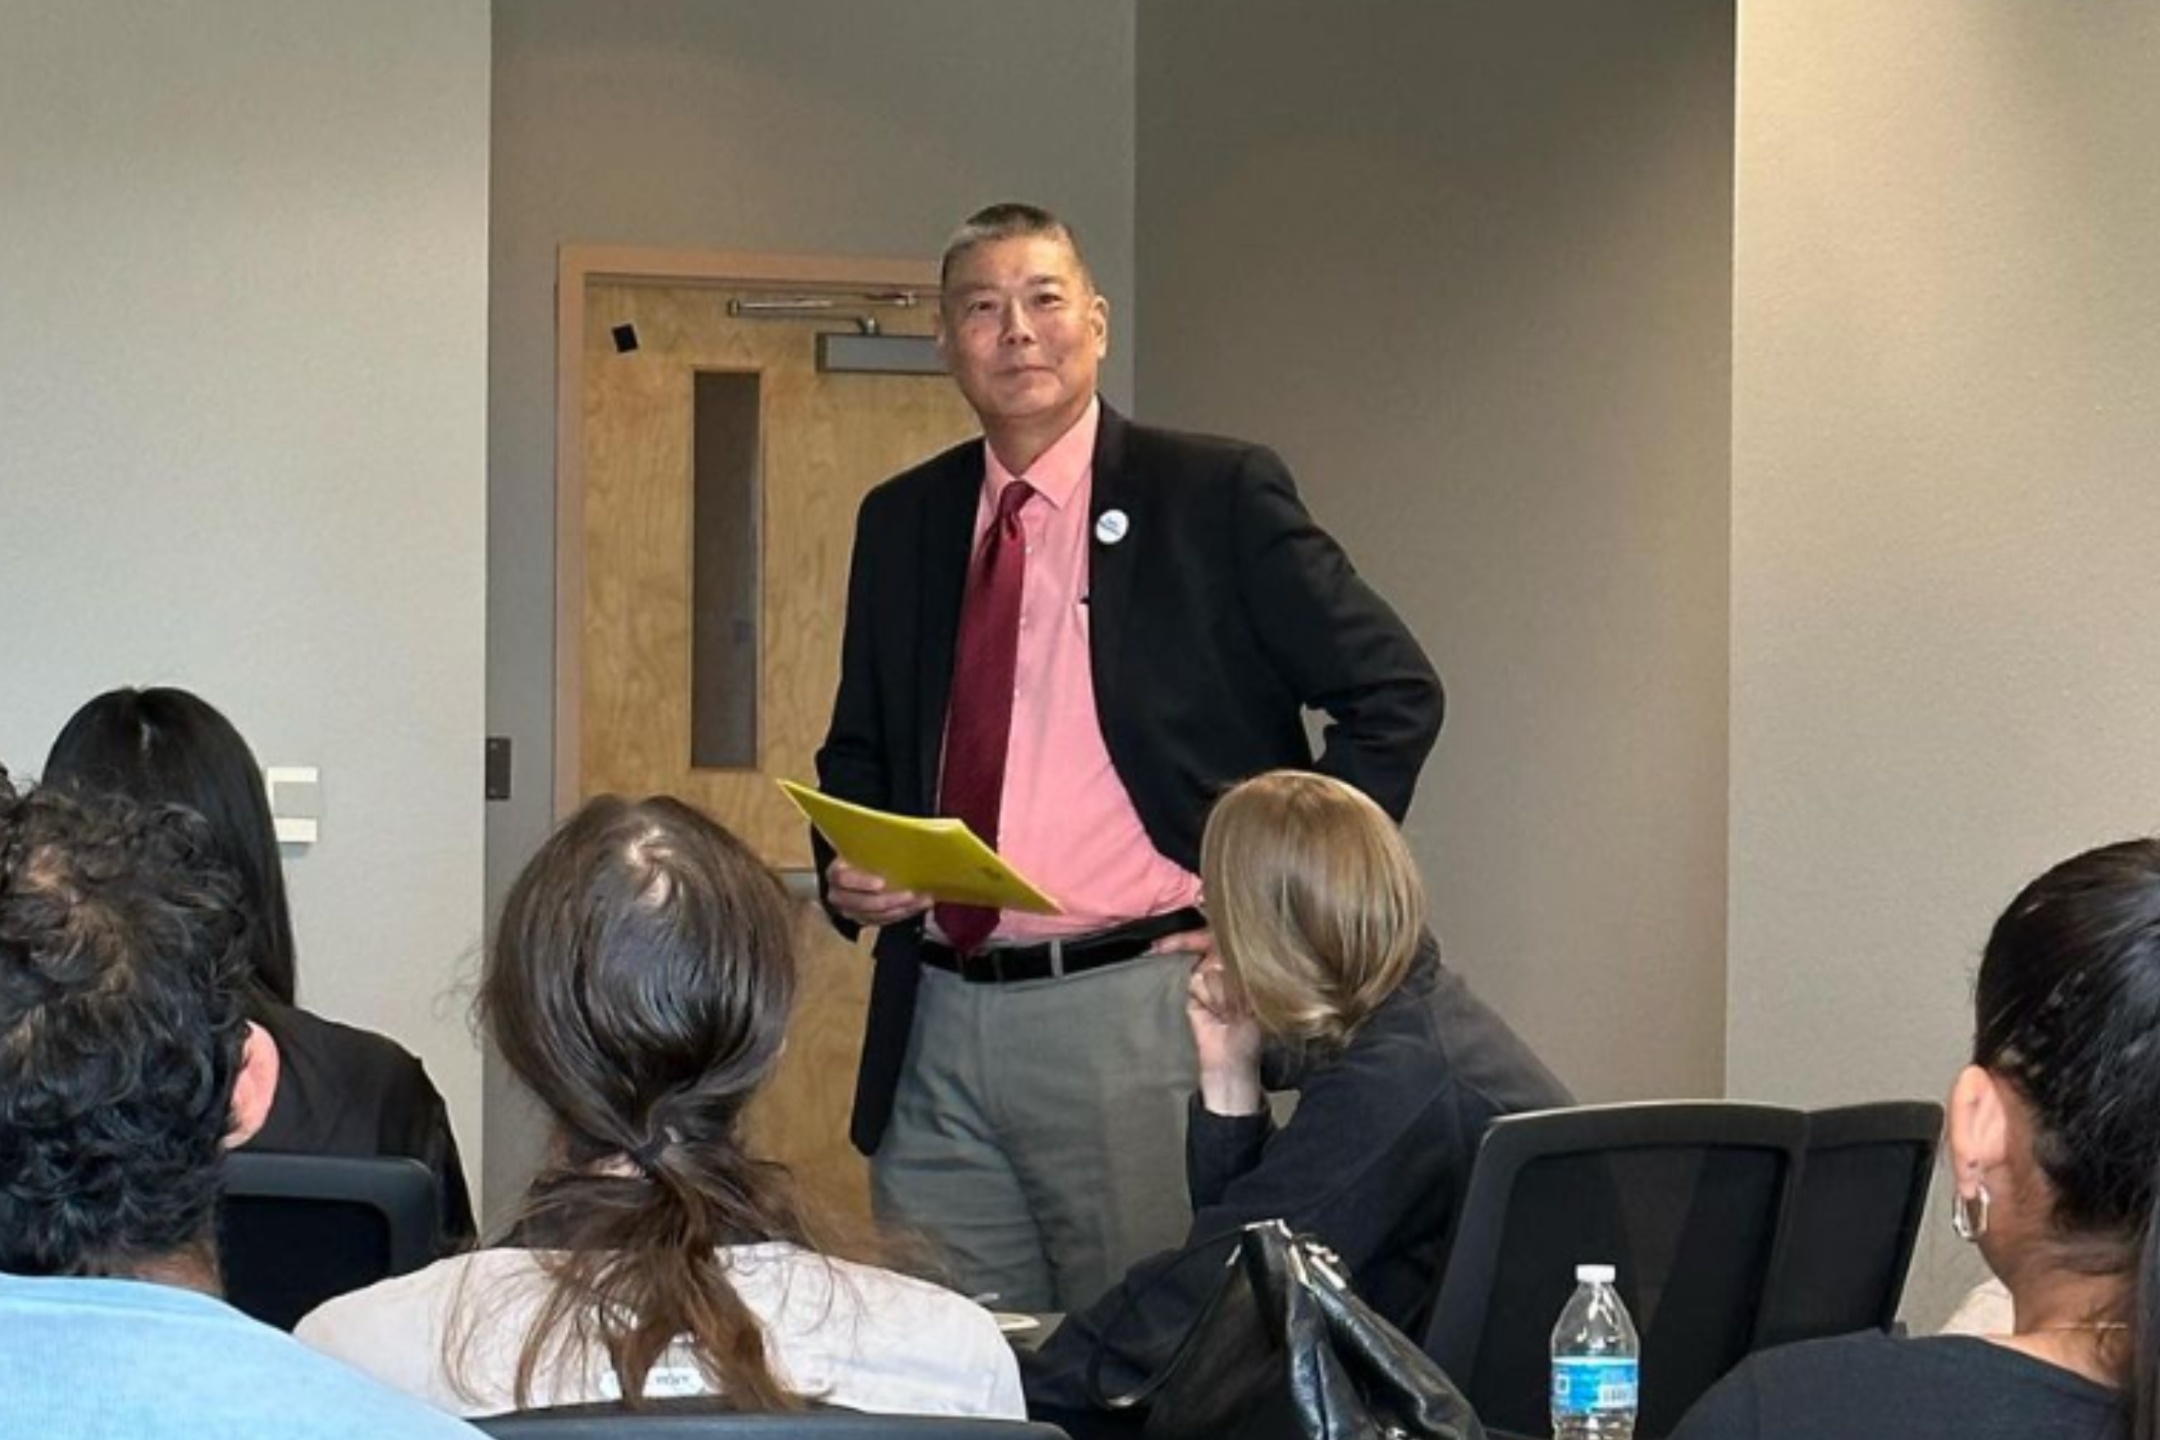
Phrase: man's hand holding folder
[{"left": 779, "top": 781, "right": 1062, "bottom": 922}]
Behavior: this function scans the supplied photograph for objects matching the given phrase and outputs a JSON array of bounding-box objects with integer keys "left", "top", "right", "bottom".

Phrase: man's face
[{"left": 936, "top": 233, "right": 1109, "bottom": 434}]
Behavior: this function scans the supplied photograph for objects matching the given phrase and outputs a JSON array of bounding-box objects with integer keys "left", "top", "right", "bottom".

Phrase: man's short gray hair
[{"left": 939, "top": 202, "right": 1093, "bottom": 292}]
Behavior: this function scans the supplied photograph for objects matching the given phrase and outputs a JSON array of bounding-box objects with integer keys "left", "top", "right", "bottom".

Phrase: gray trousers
[{"left": 871, "top": 952, "right": 1198, "bottom": 1312}]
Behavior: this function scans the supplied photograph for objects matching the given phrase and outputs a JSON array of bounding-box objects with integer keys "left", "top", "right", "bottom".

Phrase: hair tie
[{"left": 628, "top": 1125, "right": 678, "bottom": 1177}]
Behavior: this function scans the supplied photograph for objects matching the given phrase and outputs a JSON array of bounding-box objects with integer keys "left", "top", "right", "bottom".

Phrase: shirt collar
[{"left": 984, "top": 396, "right": 1100, "bottom": 512}]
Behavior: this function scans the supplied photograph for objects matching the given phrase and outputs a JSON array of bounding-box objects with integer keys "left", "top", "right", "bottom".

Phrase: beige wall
[
  {"left": 0, "top": 1, "right": 490, "bottom": 1186},
  {"left": 1729, "top": 0, "right": 2160, "bottom": 1323},
  {"left": 1135, "top": 0, "right": 1737, "bottom": 1103},
  {"left": 485, "top": 0, "right": 1138, "bottom": 1212}
]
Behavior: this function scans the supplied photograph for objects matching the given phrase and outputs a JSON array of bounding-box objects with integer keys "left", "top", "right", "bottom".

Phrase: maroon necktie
[{"left": 935, "top": 479, "right": 1035, "bottom": 954}]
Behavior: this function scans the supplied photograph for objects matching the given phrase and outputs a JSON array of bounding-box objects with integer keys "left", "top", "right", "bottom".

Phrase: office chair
[
  {"left": 1422, "top": 1101, "right": 1808, "bottom": 1439},
  {"left": 218, "top": 1151, "right": 440, "bottom": 1330},
  {"left": 1756, "top": 1100, "right": 1940, "bottom": 1348}
]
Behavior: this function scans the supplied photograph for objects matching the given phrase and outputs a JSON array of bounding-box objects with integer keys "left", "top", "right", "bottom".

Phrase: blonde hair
[{"left": 1200, "top": 771, "right": 1427, "bottom": 1049}]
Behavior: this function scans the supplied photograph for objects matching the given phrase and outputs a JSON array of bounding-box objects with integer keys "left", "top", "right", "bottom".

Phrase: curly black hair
[{"left": 0, "top": 769, "right": 254, "bottom": 1276}]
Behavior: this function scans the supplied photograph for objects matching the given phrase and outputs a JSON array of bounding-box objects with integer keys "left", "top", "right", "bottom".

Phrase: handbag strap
[{"left": 1082, "top": 1218, "right": 1291, "bottom": 1411}]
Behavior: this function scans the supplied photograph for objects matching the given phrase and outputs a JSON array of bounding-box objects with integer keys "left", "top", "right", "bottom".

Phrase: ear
[
  {"left": 224, "top": 1021, "right": 281, "bottom": 1149},
  {"left": 1946, "top": 1063, "right": 2011, "bottom": 1193},
  {"left": 1088, "top": 292, "right": 1110, "bottom": 359}
]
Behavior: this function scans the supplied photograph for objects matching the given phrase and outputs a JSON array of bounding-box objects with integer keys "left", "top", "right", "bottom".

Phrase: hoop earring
[{"left": 1952, "top": 1181, "right": 1991, "bottom": 1242}]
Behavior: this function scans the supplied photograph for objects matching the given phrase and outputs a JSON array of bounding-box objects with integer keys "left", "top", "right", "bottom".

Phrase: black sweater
[
  {"left": 1670, "top": 1331, "right": 2124, "bottom": 1440},
  {"left": 246, "top": 1000, "right": 475, "bottom": 1248}
]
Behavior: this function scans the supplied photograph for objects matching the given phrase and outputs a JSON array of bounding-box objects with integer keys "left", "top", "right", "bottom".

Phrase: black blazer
[{"left": 816, "top": 404, "right": 1443, "bottom": 1151}]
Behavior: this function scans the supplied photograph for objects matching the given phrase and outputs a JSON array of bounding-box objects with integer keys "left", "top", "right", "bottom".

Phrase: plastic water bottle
[{"left": 1550, "top": 1262, "right": 1640, "bottom": 1440}]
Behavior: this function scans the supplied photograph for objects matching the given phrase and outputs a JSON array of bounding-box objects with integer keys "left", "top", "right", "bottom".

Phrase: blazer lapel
[
  {"left": 1088, "top": 403, "right": 1143, "bottom": 726},
  {"left": 915, "top": 447, "right": 982, "bottom": 809}
]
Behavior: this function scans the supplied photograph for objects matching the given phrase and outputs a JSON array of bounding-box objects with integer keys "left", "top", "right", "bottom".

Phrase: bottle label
[{"left": 1552, "top": 1356, "right": 1639, "bottom": 1414}]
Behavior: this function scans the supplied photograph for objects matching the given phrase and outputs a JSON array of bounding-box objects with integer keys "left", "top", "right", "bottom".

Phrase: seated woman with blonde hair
[
  {"left": 1023, "top": 769, "right": 1569, "bottom": 1411},
  {"left": 299, "top": 795, "right": 1022, "bottom": 1419},
  {"left": 1672, "top": 838, "right": 2160, "bottom": 1440}
]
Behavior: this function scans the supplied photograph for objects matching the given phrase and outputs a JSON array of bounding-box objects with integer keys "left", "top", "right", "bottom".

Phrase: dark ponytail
[
  {"left": 464, "top": 795, "right": 838, "bottom": 1411},
  {"left": 2139, "top": 1169, "right": 2160, "bottom": 1440},
  {"left": 1973, "top": 837, "right": 2160, "bottom": 1438}
]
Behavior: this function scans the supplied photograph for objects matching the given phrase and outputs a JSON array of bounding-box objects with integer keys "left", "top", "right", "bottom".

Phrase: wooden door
[{"left": 568, "top": 261, "right": 977, "bottom": 1218}]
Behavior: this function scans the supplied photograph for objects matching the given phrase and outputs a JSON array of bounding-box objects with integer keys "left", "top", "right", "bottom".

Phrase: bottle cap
[{"left": 1576, "top": 1263, "right": 1616, "bottom": 1283}]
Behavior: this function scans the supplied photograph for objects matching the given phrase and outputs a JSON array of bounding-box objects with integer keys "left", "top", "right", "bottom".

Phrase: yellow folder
[{"left": 777, "top": 780, "right": 1063, "bottom": 914}]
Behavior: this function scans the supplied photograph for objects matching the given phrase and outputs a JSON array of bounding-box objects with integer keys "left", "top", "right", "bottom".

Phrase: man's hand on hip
[
  {"left": 1144, "top": 926, "right": 1213, "bottom": 960},
  {"left": 825, "top": 858, "right": 932, "bottom": 928}
]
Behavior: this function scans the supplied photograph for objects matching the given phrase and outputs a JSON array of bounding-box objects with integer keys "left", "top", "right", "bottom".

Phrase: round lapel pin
[{"left": 1095, "top": 509, "right": 1130, "bottom": 545}]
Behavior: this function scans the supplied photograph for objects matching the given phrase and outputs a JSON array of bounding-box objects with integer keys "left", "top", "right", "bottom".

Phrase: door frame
[{"left": 552, "top": 245, "right": 943, "bottom": 820}]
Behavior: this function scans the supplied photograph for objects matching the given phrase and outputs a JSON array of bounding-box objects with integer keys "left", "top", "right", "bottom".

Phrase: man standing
[
  {"left": 0, "top": 775, "right": 480, "bottom": 1440},
  {"left": 817, "top": 203, "right": 1442, "bottom": 1311}
]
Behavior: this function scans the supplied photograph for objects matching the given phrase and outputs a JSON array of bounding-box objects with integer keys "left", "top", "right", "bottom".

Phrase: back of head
[
  {"left": 41, "top": 687, "right": 297, "bottom": 1007},
  {"left": 477, "top": 794, "right": 808, "bottom": 1409},
  {"left": 1976, "top": 838, "right": 2160, "bottom": 1245},
  {"left": 488, "top": 792, "right": 796, "bottom": 1177},
  {"left": 1973, "top": 838, "right": 2160, "bottom": 1440},
  {"left": 1200, "top": 770, "right": 1428, "bottom": 1047},
  {"left": 940, "top": 200, "right": 1093, "bottom": 293},
  {"left": 0, "top": 773, "right": 251, "bottom": 1278}
]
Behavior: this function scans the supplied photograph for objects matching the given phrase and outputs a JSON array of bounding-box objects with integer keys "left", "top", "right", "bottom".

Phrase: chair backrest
[
  {"left": 471, "top": 1400, "right": 1071, "bottom": 1439},
  {"left": 1421, "top": 1101, "right": 1808, "bottom": 1440},
  {"left": 218, "top": 1151, "right": 440, "bottom": 1330},
  {"left": 1756, "top": 1100, "right": 1941, "bottom": 1349}
]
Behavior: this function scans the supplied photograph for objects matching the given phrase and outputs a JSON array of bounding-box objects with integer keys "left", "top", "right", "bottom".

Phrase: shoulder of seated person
[
  {"left": 741, "top": 1245, "right": 987, "bottom": 1301},
  {"left": 261, "top": 1001, "right": 433, "bottom": 1086}
]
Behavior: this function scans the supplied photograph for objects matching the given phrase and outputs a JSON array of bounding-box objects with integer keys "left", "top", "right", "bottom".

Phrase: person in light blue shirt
[
  {"left": 0, "top": 1274, "right": 482, "bottom": 1439},
  {"left": 0, "top": 772, "right": 478, "bottom": 1440}
]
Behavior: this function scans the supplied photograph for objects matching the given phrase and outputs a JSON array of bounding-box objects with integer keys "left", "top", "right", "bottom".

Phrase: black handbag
[{"left": 1089, "top": 1219, "right": 1486, "bottom": 1440}]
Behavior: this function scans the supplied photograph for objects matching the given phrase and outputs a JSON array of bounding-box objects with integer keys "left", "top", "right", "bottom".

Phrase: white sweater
[{"left": 296, "top": 1242, "right": 1025, "bottom": 1420}]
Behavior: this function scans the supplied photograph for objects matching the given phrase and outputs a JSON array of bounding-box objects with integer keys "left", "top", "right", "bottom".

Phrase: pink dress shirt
[{"left": 946, "top": 399, "right": 1203, "bottom": 942}]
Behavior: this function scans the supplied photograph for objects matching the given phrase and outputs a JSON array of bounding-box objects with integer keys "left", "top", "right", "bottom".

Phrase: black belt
[{"left": 919, "top": 907, "right": 1206, "bottom": 985}]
